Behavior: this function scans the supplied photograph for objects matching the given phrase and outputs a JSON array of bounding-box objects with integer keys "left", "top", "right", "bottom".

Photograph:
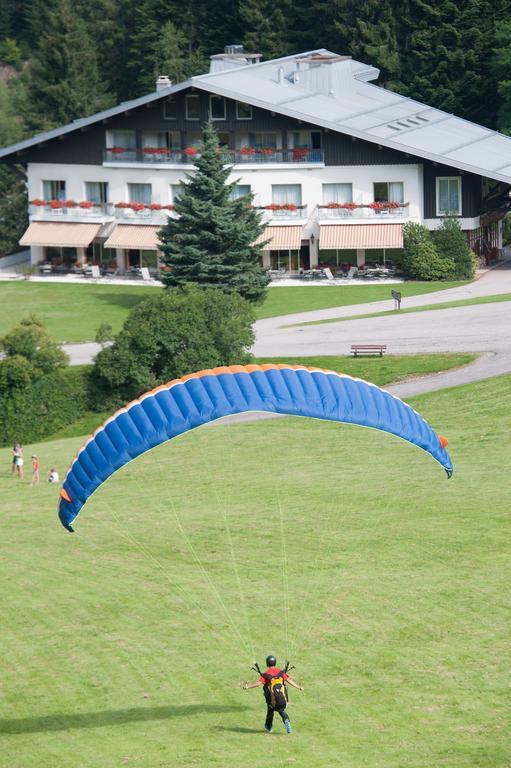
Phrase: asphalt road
[{"left": 63, "top": 262, "right": 511, "bottom": 396}]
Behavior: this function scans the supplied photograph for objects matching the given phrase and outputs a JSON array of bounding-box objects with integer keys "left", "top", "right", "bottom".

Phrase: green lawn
[
  {"left": 0, "top": 280, "right": 467, "bottom": 342},
  {"left": 1, "top": 375, "right": 509, "bottom": 767},
  {"left": 292, "top": 292, "right": 511, "bottom": 328},
  {"left": 257, "top": 281, "right": 468, "bottom": 320}
]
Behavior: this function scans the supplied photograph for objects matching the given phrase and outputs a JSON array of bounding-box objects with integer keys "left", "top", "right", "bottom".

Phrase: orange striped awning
[
  {"left": 320, "top": 224, "right": 403, "bottom": 250},
  {"left": 254, "top": 225, "right": 302, "bottom": 250},
  {"left": 104, "top": 225, "right": 162, "bottom": 250},
  {"left": 19, "top": 222, "right": 102, "bottom": 248}
]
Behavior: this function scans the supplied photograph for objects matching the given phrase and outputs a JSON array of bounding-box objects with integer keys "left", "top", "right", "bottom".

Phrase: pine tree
[
  {"left": 21, "top": 0, "right": 114, "bottom": 131},
  {"left": 159, "top": 122, "right": 270, "bottom": 303},
  {"left": 240, "top": 0, "right": 292, "bottom": 59},
  {"left": 490, "top": 18, "right": 511, "bottom": 133},
  {"left": 334, "top": 0, "right": 400, "bottom": 86}
]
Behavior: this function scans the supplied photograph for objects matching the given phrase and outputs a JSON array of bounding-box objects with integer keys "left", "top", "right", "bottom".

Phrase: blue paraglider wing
[{"left": 58, "top": 364, "right": 453, "bottom": 531}]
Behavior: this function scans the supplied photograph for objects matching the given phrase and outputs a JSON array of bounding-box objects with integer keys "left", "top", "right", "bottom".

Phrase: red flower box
[
  {"left": 240, "top": 147, "right": 256, "bottom": 155},
  {"left": 110, "top": 147, "right": 126, "bottom": 155},
  {"left": 64, "top": 199, "right": 77, "bottom": 208},
  {"left": 183, "top": 147, "right": 198, "bottom": 156},
  {"left": 30, "top": 198, "right": 45, "bottom": 206},
  {"left": 79, "top": 201, "right": 93, "bottom": 209},
  {"left": 149, "top": 203, "right": 163, "bottom": 210},
  {"left": 50, "top": 199, "right": 63, "bottom": 209},
  {"left": 130, "top": 202, "right": 145, "bottom": 212}
]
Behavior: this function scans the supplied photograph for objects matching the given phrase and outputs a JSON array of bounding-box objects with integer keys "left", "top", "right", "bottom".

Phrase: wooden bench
[{"left": 351, "top": 344, "right": 386, "bottom": 357}]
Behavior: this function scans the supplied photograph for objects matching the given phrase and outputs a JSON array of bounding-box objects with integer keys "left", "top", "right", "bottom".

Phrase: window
[
  {"left": 289, "top": 130, "right": 321, "bottom": 149},
  {"left": 170, "top": 184, "right": 184, "bottom": 202},
  {"left": 163, "top": 98, "right": 177, "bottom": 120},
  {"left": 249, "top": 132, "right": 278, "bottom": 149},
  {"left": 42, "top": 180, "right": 66, "bottom": 200},
  {"left": 209, "top": 95, "right": 226, "bottom": 120},
  {"left": 373, "top": 181, "right": 404, "bottom": 203},
  {"left": 437, "top": 177, "right": 461, "bottom": 216},
  {"left": 230, "top": 184, "right": 251, "bottom": 200},
  {"left": 236, "top": 102, "right": 252, "bottom": 120},
  {"left": 272, "top": 184, "right": 302, "bottom": 205},
  {"left": 185, "top": 94, "right": 200, "bottom": 120},
  {"left": 109, "top": 130, "right": 136, "bottom": 149},
  {"left": 142, "top": 131, "right": 180, "bottom": 150},
  {"left": 85, "top": 182, "right": 108, "bottom": 203},
  {"left": 127, "top": 183, "right": 152, "bottom": 204},
  {"left": 322, "top": 183, "right": 352, "bottom": 204}
]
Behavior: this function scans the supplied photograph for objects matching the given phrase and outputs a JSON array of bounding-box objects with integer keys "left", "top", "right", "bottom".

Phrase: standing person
[
  {"left": 12, "top": 443, "right": 24, "bottom": 479},
  {"left": 11, "top": 443, "right": 20, "bottom": 475},
  {"left": 243, "top": 655, "right": 304, "bottom": 734},
  {"left": 31, "top": 455, "right": 40, "bottom": 486}
]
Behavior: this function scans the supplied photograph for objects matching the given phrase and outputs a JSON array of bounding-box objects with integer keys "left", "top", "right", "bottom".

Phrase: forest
[{"left": 1, "top": 0, "right": 511, "bottom": 253}]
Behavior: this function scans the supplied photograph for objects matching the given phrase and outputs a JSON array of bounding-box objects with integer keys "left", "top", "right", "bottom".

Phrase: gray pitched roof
[{"left": 2, "top": 47, "right": 511, "bottom": 183}]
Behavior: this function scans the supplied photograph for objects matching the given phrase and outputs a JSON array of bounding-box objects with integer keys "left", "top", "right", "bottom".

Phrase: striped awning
[
  {"left": 19, "top": 222, "right": 102, "bottom": 248},
  {"left": 104, "top": 225, "right": 162, "bottom": 250},
  {"left": 254, "top": 225, "right": 303, "bottom": 250},
  {"left": 320, "top": 224, "right": 404, "bottom": 249}
]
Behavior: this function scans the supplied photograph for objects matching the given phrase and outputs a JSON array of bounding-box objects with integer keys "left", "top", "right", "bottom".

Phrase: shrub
[
  {"left": 432, "top": 218, "right": 475, "bottom": 279},
  {"left": 402, "top": 222, "right": 455, "bottom": 280},
  {"left": 0, "top": 367, "right": 90, "bottom": 446},
  {"left": 91, "top": 285, "right": 255, "bottom": 409}
]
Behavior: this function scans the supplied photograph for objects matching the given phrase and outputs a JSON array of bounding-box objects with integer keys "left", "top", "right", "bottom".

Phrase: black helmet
[{"left": 266, "top": 655, "right": 277, "bottom": 667}]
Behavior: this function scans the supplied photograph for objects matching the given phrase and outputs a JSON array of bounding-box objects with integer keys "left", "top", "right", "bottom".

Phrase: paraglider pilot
[{"left": 243, "top": 656, "right": 304, "bottom": 734}]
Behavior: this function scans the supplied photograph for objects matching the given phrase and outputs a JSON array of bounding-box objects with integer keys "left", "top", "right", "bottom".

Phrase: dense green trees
[
  {"left": 159, "top": 122, "right": 269, "bottom": 302},
  {"left": 91, "top": 285, "right": 255, "bottom": 407},
  {"left": 1, "top": 0, "right": 510, "bottom": 124}
]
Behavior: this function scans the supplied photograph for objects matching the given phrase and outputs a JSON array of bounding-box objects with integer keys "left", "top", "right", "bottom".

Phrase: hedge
[{"left": 0, "top": 366, "right": 90, "bottom": 447}]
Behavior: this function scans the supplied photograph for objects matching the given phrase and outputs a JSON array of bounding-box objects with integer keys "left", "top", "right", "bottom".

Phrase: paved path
[{"left": 63, "top": 262, "right": 511, "bottom": 398}]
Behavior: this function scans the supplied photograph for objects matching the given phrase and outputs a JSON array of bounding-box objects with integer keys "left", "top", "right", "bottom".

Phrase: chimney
[
  {"left": 209, "top": 44, "right": 262, "bottom": 73},
  {"left": 156, "top": 76, "right": 172, "bottom": 92}
]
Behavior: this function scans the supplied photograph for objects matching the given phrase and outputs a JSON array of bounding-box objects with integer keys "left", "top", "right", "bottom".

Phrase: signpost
[{"left": 391, "top": 289, "right": 402, "bottom": 310}]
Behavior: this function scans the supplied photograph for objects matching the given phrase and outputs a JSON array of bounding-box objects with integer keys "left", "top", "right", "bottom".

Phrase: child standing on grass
[{"left": 31, "top": 455, "right": 40, "bottom": 485}]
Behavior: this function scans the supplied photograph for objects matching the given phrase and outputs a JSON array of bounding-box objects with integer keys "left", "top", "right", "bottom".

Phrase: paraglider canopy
[{"left": 58, "top": 364, "right": 452, "bottom": 532}]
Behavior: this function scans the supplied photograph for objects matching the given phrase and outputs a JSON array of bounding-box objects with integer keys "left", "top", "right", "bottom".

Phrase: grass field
[
  {"left": 0, "top": 281, "right": 466, "bottom": 342},
  {"left": 1, "top": 376, "right": 509, "bottom": 767}
]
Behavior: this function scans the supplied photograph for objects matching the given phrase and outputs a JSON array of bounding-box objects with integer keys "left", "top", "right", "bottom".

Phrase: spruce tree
[
  {"left": 21, "top": 0, "right": 114, "bottom": 131},
  {"left": 159, "top": 122, "right": 270, "bottom": 303},
  {"left": 240, "top": 0, "right": 292, "bottom": 59}
]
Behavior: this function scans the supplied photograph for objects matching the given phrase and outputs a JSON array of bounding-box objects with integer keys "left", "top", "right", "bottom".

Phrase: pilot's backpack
[{"left": 264, "top": 670, "right": 288, "bottom": 710}]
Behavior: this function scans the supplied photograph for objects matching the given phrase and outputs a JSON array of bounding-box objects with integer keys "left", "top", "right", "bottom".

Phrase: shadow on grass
[
  {"left": 94, "top": 292, "right": 151, "bottom": 310},
  {"left": 214, "top": 725, "right": 263, "bottom": 734},
  {"left": 0, "top": 704, "right": 247, "bottom": 735}
]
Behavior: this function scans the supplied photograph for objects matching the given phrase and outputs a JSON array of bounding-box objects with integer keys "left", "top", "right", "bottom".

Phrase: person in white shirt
[{"left": 48, "top": 468, "right": 60, "bottom": 483}]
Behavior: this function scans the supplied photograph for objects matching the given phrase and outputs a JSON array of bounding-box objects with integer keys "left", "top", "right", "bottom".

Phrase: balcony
[
  {"left": 29, "top": 201, "right": 113, "bottom": 220},
  {"left": 114, "top": 204, "right": 172, "bottom": 223},
  {"left": 317, "top": 203, "right": 410, "bottom": 220},
  {"left": 103, "top": 148, "right": 324, "bottom": 166},
  {"left": 257, "top": 204, "right": 308, "bottom": 220}
]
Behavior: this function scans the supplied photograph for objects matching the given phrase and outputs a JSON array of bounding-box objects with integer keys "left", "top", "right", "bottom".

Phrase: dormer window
[{"left": 210, "top": 95, "right": 226, "bottom": 120}]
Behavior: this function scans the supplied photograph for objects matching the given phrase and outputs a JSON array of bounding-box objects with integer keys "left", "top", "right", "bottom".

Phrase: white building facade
[{"left": 2, "top": 47, "right": 509, "bottom": 273}]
